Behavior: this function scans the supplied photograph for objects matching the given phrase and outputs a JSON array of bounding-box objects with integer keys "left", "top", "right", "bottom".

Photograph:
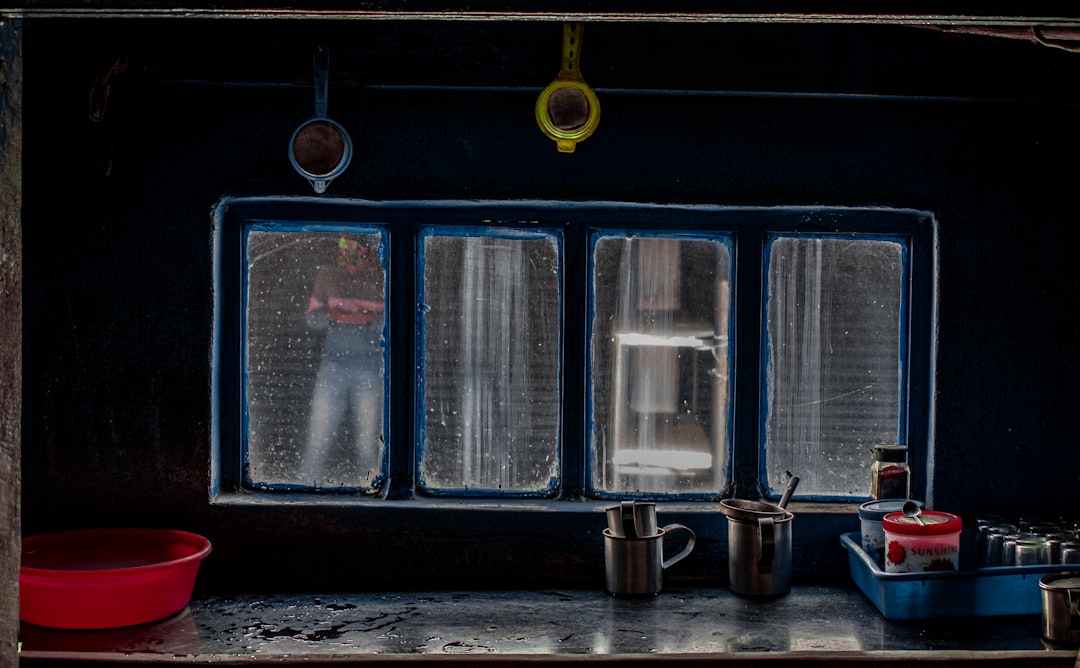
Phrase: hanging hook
[{"left": 313, "top": 44, "right": 329, "bottom": 118}]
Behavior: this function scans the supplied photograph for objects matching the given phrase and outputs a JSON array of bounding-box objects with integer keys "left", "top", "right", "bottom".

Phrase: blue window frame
[{"left": 212, "top": 199, "right": 934, "bottom": 505}]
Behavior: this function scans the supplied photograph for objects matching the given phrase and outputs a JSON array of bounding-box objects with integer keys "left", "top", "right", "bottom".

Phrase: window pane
[
  {"left": 419, "top": 232, "right": 561, "bottom": 494},
  {"left": 245, "top": 230, "right": 386, "bottom": 491},
  {"left": 591, "top": 235, "right": 732, "bottom": 496},
  {"left": 764, "top": 236, "right": 904, "bottom": 499}
]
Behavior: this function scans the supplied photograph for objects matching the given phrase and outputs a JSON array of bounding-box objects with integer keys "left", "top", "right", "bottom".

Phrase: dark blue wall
[{"left": 19, "top": 19, "right": 1080, "bottom": 590}]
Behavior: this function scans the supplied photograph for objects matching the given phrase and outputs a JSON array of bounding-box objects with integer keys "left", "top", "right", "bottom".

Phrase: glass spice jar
[{"left": 871, "top": 444, "right": 910, "bottom": 500}]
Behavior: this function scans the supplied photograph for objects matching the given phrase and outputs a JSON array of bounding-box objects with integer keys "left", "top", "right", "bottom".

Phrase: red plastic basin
[{"left": 20, "top": 528, "right": 212, "bottom": 629}]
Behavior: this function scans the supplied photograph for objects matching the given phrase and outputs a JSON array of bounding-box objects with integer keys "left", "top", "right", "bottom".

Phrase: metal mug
[
  {"left": 1015, "top": 536, "right": 1052, "bottom": 566},
  {"left": 603, "top": 523, "right": 695, "bottom": 596},
  {"left": 980, "top": 524, "right": 1017, "bottom": 567},
  {"left": 1062, "top": 541, "right": 1080, "bottom": 565},
  {"left": 720, "top": 499, "right": 793, "bottom": 597}
]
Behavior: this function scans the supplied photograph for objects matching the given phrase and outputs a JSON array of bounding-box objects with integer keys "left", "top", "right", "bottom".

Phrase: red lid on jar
[{"left": 882, "top": 510, "right": 962, "bottom": 535}]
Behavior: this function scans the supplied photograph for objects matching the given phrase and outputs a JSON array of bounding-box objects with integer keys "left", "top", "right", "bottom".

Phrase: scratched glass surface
[
  {"left": 764, "top": 236, "right": 904, "bottom": 498},
  {"left": 419, "top": 233, "right": 561, "bottom": 493},
  {"left": 591, "top": 236, "right": 732, "bottom": 496},
  {"left": 245, "top": 230, "right": 386, "bottom": 491}
]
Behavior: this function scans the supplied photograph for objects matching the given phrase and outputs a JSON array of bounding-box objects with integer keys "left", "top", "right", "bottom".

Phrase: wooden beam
[
  {"left": 0, "top": 18, "right": 22, "bottom": 668},
  {"left": 2, "top": 1, "right": 1080, "bottom": 25}
]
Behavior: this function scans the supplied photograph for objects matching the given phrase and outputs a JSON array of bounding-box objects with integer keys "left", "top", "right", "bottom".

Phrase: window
[
  {"left": 590, "top": 234, "right": 732, "bottom": 497},
  {"left": 763, "top": 235, "right": 909, "bottom": 499},
  {"left": 242, "top": 228, "right": 387, "bottom": 492},
  {"left": 418, "top": 230, "right": 562, "bottom": 495},
  {"left": 213, "top": 201, "right": 933, "bottom": 504}
]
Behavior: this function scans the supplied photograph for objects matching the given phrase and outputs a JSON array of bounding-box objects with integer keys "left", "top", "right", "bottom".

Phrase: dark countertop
[{"left": 17, "top": 585, "right": 1080, "bottom": 666}]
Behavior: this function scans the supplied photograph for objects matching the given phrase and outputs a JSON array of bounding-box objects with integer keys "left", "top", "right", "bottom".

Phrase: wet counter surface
[{"left": 18, "top": 585, "right": 1080, "bottom": 665}]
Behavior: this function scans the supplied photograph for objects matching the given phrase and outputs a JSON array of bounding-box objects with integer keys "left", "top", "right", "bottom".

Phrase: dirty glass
[
  {"left": 591, "top": 235, "right": 732, "bottom": 496},
  {"left": 244, "top": 229, "right": 386, "bottom": 491},
  {"left": 764, "top": 236, "right": 904, "bottom": 499},
  {"left": 418, "top": 231, "right": 562, "bottom": 494}
]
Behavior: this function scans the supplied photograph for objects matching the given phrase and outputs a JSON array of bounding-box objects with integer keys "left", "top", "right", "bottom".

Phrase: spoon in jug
[
  {"left": 778, "top": 471, "right": 800, "bottom": 509},
  {"left": 902, "top": 500, "right": 927, "bottom": 526}
]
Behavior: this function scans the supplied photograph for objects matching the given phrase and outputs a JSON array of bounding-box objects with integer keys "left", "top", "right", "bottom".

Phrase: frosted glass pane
[
  {"left": 765, "top": 236, "right": 903, "bottom": 498},
  {"left": 419, "top": 233, "right": 561, "bottom": 493},
  {"left": 591, "top": 236, "right": 732, "bottom": 495},
  {"left": 245, "top": 230, "right": 386, "bottom": 491}
]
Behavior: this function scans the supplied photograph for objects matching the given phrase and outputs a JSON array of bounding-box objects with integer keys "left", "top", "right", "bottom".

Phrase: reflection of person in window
[{"left": 302, "top": 236, "right": 385, "bottom": 488}]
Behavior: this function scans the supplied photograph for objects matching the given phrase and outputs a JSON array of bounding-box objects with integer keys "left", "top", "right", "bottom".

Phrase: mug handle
[
  {"left": 660, "top": 523, "right": 697, "bottom": 569},
  {"left": 757, "top": 516, "right": 775, "bottom": 573}
]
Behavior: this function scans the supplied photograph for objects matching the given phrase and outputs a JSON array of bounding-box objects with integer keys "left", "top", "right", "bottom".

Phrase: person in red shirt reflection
[{"left": 302, "top": 236, "right": 385, "bottom": 488}]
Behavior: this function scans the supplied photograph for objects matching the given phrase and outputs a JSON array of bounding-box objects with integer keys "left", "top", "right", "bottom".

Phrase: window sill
[
  {"left": 19, "top": 585, "right": 1077, "bottom": 666},
  {"left": 200, "top": 494, "right": 867, "bottom": 589},
  {"left": 210, "top": 491, "right": 860, "bottom": 514}
]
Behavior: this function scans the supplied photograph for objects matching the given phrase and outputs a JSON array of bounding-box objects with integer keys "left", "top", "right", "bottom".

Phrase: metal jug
[
  {"left": 720, "top": 498, "right": 793, "bottom": 596},
  {"left": 1040, "top": 574, "right": 1080, "bottom": 646}
]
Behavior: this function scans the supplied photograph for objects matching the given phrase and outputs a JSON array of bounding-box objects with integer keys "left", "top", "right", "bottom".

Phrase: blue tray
[{"left": 840, "top": 532, "right": 1080, "bottom": 620}]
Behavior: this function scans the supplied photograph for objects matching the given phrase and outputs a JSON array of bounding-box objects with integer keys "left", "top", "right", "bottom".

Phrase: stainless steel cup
[
  {"left": 1046, "top": 534, "right": 1070, "bottom": 564},
  {"left": 1015, "top": 536, "right": 1051, "bottom": 566},
  {"left": 980, "top": 523, "right": 1018, "bottom": 567},
  {"left": 975, "top": 516, "right": 1004, "bottom": 566},
  {"left": 603, "top": 523, "right": 695, "bottom": 596},
  {"left": 606, "top": 501, "right": 636, "bottom": 538},
  {"left": 635, "top": 502, "right": 659, "bottom": 537},
  {"left": 1061, "top": 541, "right": 1080, "bottom": 564},
  {"left": 1002, "top": 534, "right": 1019, "bottom": 566}
]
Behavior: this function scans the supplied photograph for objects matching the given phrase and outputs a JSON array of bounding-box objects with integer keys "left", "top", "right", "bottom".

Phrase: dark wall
[{"left": 19, "top": 19, "right": 1080, "bottom": 590}]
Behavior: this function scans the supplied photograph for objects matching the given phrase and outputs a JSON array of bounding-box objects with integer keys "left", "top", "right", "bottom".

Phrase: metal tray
[{"left": 840, "top": 531, "right": 1080, "bottom": 620}]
